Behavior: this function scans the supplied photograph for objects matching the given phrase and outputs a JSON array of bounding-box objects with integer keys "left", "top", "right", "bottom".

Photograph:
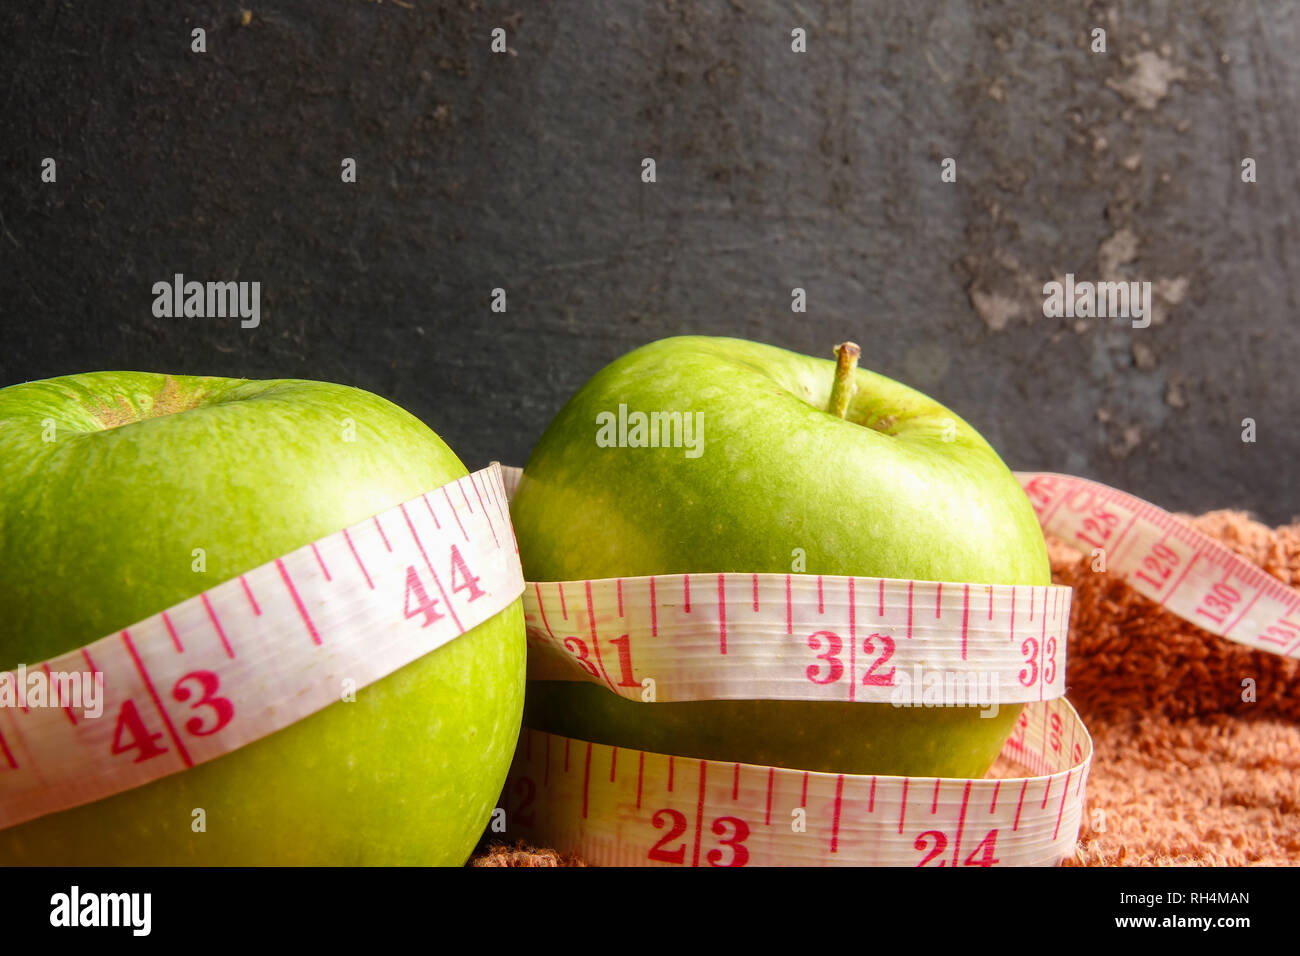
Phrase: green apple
[
  {"left": 0, "top": 372, "right": 524, "bottom": 864},
  {"left": 510, "top": 336, "right": 1050, "bottom": 778}
]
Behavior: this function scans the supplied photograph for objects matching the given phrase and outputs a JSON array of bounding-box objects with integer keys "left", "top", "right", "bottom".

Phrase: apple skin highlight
[
  {"left": 0, "top": 372, "right": 525, "bottom": 865},
  {"left": 510, "top": 336, "right": 1050, "bottom": 778}
]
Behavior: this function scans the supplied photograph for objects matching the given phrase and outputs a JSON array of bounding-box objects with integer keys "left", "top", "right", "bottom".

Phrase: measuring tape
[
  {"left": 1018, "top": 472, "right": 1300, "bottom": 657},
  {"left": 497, "top": 466, "right": 1299, "bottom": 866},
  {"left": 0, "top": 463, "right": 525, "bottom": 831},
  {"left": 522, "top": 573, "right": 1071, "bottom": 704}
]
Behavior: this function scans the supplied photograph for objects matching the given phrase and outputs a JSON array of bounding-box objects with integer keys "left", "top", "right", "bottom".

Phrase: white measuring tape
[
  {"left": 1018, "top": 472, "right": 1300, "bottom": 657},
  {"left": 497, "top": 466, "right": 1299, "bottom": 866},
  {"left": 0, "top": 463, "right": 525, "bottom": 831},
  {"left": 522, "top": 574, "right": 1071, "bottom": 704}
]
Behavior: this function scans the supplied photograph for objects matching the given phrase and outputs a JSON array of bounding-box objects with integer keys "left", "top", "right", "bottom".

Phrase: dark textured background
[{"left": 1, "top": 1, "right": 1295, "bottom": 522}]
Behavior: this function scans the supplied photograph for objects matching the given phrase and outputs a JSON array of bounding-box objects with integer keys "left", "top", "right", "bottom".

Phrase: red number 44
[{"left": 403, "top": 546, "right": 486, "bottom": 627}]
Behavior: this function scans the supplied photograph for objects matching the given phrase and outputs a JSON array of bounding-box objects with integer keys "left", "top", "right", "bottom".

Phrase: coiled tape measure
[
  {"left": 498, "top": 466, "right": 1300, "bottom": 867},
  {"left": 2, "top": 460, "right": 1294, "bottom": 866},
  {"left": 0, "top": 464, "right": 524, "bottom": 831}
]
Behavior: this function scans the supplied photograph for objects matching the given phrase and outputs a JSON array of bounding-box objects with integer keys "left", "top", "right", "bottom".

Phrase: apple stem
[{"left": 827, "top": 342, "right": 860, "bottom": 419}]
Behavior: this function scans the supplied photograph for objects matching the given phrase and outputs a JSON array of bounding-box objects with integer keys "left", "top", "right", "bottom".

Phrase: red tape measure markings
[
  {"left": 0, "top": 465, "right": 524, "bottom": 832},
  {"left": 1019, "top": 472, "right": 1300, "bottom": 657}
]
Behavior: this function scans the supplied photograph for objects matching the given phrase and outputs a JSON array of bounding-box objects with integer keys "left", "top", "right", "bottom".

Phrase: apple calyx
[{"left": 826, "top": 342, "right": 860, "bottom": 420}]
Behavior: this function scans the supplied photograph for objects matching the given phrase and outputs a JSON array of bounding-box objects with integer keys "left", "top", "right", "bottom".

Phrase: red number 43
[{"left": 111, "top": 669, "right": 235, "bottom": 763}]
